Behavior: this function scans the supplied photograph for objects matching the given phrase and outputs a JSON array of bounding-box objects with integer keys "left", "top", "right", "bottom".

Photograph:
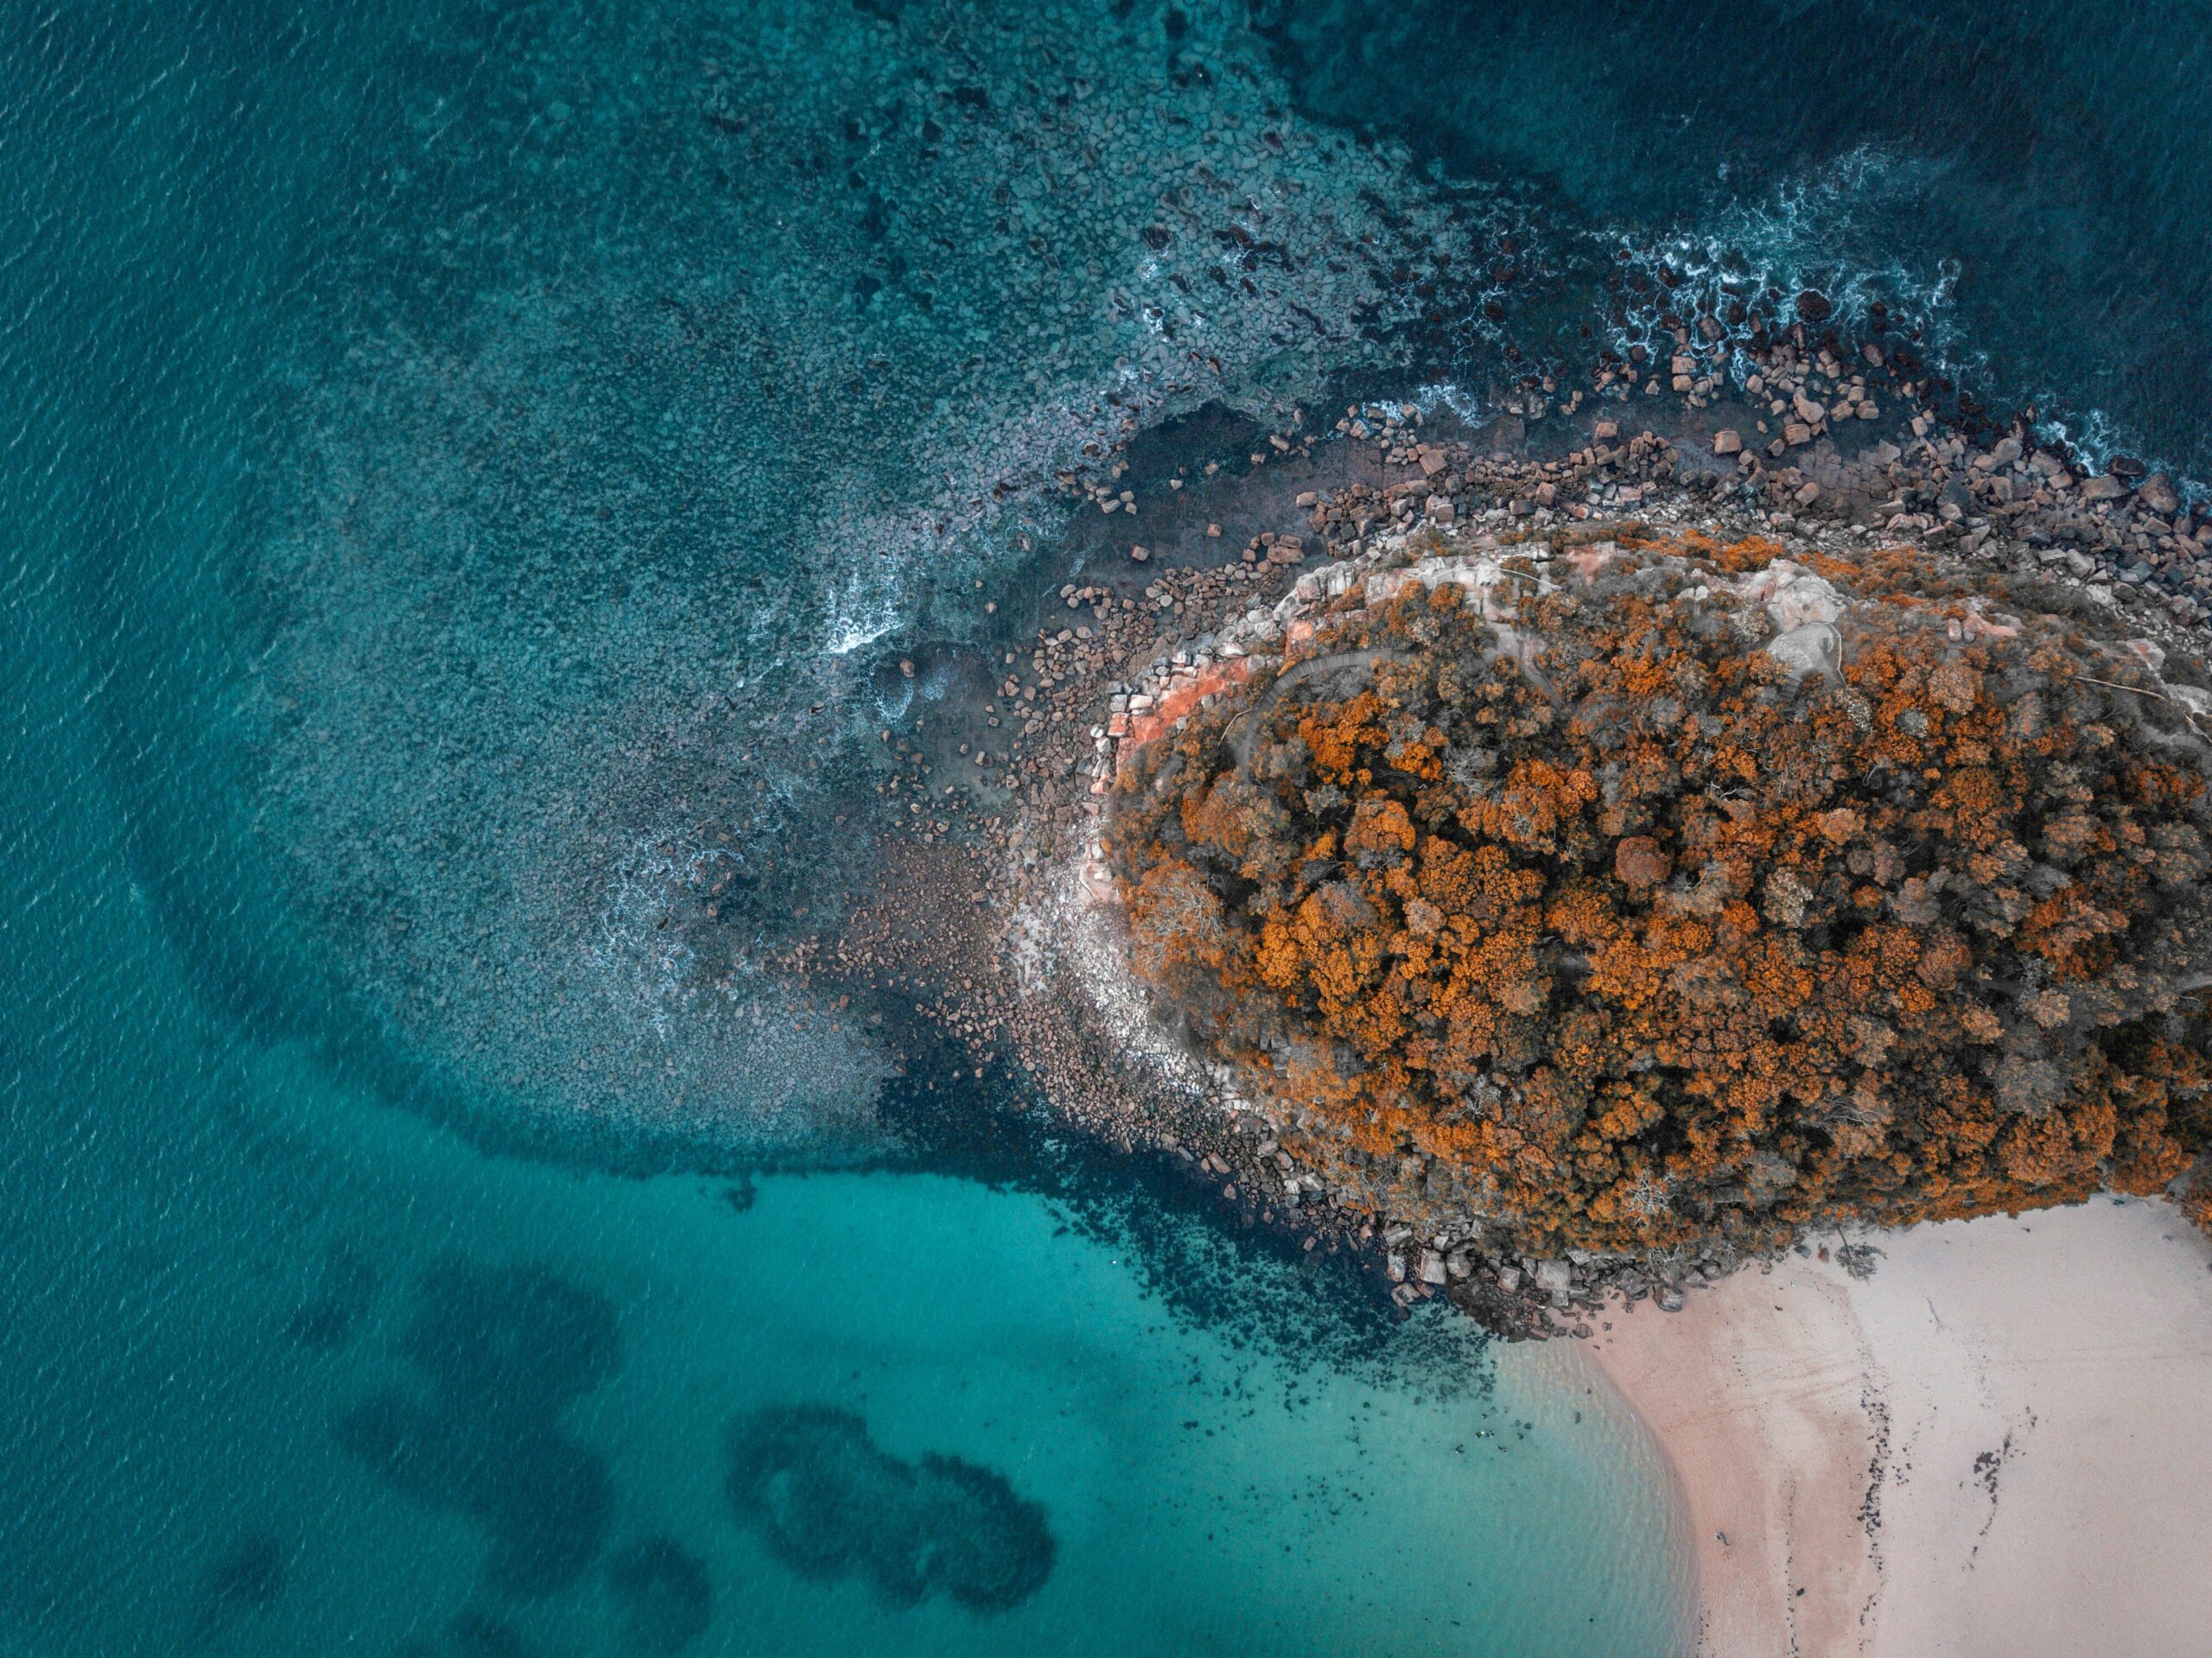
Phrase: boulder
[
  {"left": 2170, "top": 684, "right": 2212, "bottom": 721},
  {"left": 1761, "top": 566, "right": 1845, "bottom": 630},
  {"left": 1767, "top": 621, "right": 1842, "bottom": 683},
  {"left": 1795, "top": 289, "right": 1834, "bottom": 323},
  {"left": 1712, "top": 429, "right": 1743, "bottom": 456}
]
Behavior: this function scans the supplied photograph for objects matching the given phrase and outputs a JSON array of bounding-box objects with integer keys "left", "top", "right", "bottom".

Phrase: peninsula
[{"left": 785, "top": 297, "right": 2212, "bottom": 1655}]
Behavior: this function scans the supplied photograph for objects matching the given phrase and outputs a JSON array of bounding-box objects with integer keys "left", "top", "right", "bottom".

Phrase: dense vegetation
[{"left": 1107, "top": 536, "right": 2212, "bottom": 1255}]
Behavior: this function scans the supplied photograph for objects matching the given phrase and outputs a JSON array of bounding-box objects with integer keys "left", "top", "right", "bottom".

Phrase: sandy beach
[{"left": 1579, "top": 1198, "right": 2212, "bottom": 1657}]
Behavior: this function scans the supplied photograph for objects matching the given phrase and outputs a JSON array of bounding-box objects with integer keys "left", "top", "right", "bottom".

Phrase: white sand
[{"left": 1577, "top": 1197, "right": 2212, "bottom": 1657}]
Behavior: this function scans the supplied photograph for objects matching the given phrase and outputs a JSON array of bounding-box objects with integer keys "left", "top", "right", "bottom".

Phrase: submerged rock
[
  {"left": 725, "top": 1405, "right": 1054, "bottom": 1614},
  {"left": 335, "top": 1261, "right": 620, "bottom": 1598},
  {"left": 607, "top": 1536, "right": 714, "bottom": 1653}
]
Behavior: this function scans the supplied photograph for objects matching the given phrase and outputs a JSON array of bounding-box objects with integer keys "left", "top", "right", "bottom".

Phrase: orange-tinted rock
[{"left": 1122, "top": 657, "right": 1253, "bottom": 751}]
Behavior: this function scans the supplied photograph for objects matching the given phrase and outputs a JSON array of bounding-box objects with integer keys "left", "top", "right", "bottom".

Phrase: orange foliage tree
[{"left": 1105, "top": 540, "right": 2212, "bottom": 1255}]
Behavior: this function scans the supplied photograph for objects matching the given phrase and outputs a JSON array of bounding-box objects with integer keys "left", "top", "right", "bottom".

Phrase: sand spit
[{"left": 1580, "top": 1198, "right": 2212, "bottom": 1657}]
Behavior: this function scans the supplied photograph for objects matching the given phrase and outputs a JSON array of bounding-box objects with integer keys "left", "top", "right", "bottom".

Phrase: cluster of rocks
[
  {"left": 1602, "top": 304, "right": 2209, "bottom": 624},
  {"left": 1334, "top": 297, "right": 2209, "bottom": 632}
]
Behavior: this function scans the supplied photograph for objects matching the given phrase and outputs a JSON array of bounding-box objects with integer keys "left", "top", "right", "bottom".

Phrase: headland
[{"left": 778, "top": 296, "right": 2212, "bottom": 1648}]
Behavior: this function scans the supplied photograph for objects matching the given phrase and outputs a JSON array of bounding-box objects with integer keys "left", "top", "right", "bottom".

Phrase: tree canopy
[{"left": 1107, "top": 536, "right": 2212, "bottom": 1255}]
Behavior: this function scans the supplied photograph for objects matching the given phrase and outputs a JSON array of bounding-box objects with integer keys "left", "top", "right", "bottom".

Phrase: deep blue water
[
  {"left": 1265, "top": 0, "right": 2212, "bottom": 480},
  {"left": 4, "top": 2, "right": 2206, "bottom": 1653}
]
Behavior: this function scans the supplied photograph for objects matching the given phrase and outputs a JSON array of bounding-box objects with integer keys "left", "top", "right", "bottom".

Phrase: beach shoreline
[{"left": 1575, "top": 1198, "right": 2212, "bottom": 1657}]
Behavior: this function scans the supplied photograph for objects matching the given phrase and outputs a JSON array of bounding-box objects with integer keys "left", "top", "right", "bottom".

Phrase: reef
[
  {"left": 605, "top": 1536, "right": 713, "bottom": 1654},
  {"left": 724, "top": 1405, "right": 1055, "bottom": 1614},
  {"left": 195, "top": 1532, "right": 288, "bottom": 1624},
  {"left": 336, "top": 1261, "right": 620, "bottom": 1598},
  {"left": 283, "top": 1241, "right": 380, "bottom": 1352},
  {"left": 1100, "top": 525, "right": 2212, "bottom": 1261}
]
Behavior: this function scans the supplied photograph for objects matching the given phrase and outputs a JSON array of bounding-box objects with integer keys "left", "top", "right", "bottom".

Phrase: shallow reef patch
[
  {"left": 606, "top": 1535, "right": 715, "bottom": 1653},
  {"left": 337, "top": 1260, "right": 620, "bottom": 1598},
  {"left": 724, "top": 1405, "right": 1054, "bottom": 1613}
]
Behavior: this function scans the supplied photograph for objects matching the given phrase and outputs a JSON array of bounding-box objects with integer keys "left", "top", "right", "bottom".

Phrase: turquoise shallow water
[
  {"left": 0, "top": 620, "right": 1688, "bottom": 1652},
  {"left": 2, "top": 7, "right": 1690, "bottom": 1650},
  {"left": 22, "top": 0, "right": 2202, "bottom": 1650}
]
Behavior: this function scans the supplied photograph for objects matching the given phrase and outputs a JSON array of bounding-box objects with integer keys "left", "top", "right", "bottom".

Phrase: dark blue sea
[{"left": 4, "top": 2, "right": 2202, "bottom": 1652}]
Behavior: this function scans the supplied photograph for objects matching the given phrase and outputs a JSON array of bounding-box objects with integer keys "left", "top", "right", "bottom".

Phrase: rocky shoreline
[{"left": 785, "top": 302, "right": 2212, "bottom": 1338}]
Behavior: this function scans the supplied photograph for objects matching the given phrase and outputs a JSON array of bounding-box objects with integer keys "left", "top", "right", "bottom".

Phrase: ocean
[{"left": 3, "top": 1, "right": 2198, "bottom": 1652}]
